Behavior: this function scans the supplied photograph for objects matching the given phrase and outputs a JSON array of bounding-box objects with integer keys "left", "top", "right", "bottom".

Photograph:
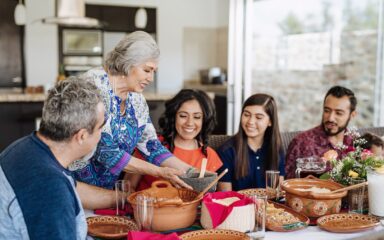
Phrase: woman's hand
[
  {"left": 158, "top": 167, "right": 193, "bottom": 189},
  {"left": 123, "top": 156, "right": 192, "bottom": 189}
]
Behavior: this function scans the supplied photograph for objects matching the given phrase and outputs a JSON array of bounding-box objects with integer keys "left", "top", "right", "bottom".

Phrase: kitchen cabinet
[
  {"left": 213, "top": 95, "right": 227, "bottom": 134},
  {"left": 0, "top": 0, "right": 24, "bottom": 88},
  {"left": 58, "top": 27, "right": 104, "bottom": 76},
  {"left": 0, "top": 100, "right": 164, "bottom": 151},
  {"left": 0, "top": 102, "right": 43, "bottom": 151},
  {"left": 147, "top": 100, "right": 166, "bottom": 131},
  {"left": 0, "top": 103, "right": 23, "bottom": 150},
  {"left": 86, "top": 5, "right": 157, "bottom": 33},
  {"left": 58, "top": 5, "right": 157, "bottom": 77},
  {"left": 0, "top": 97, "right": 225, "bottom": 151}
]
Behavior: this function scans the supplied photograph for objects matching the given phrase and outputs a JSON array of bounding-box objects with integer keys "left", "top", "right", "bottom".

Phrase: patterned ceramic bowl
[{"left": 281, "top": 176, "right": 347, "bottom": 218}]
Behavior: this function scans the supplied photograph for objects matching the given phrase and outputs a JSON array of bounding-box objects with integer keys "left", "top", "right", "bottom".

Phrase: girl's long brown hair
[{"left": 234, "top": 93, "right": 282, "bottom": 179}]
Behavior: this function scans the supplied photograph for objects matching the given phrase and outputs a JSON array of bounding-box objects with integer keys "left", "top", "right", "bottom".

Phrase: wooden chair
[
  {"left": 208, "top": 135, "right": 231, "bottom": 150},
  {"left": 358, "top": 126, "right": 384, "bottom": 137}
]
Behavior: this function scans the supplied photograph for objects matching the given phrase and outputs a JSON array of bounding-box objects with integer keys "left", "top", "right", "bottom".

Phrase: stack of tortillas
[{"left": 200, "top": 196, "right": 255, "bottom": 232}]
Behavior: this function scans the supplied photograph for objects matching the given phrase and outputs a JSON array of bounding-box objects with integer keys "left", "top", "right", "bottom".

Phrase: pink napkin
[
  {"left": 94, "top": 204, "right": 133, "bottom": 216},
  {"left": 127, "top": 231, "right": 180, "bottom": 240},
  {"left": 203, "top": 191, "right": 254, "bottom": 228}
]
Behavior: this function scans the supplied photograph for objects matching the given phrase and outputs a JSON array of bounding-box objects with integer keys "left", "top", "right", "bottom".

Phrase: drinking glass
[
  {"left": 134, "top": 194, "right": 154, "bottom": 231},
  {"left": 115, "top": 180, "right": 130, "bottom": 216},
  {"left": 295, "top": 156, "right": 326, "bottom": 178},
  {"left": 247, "top": 194, "right": 267, "bottom": 239},
  {"left": 348, "top": 178, "right": 366, "bottom": 214},
  {"left": 265, "top": 170, "right": 280, "bottom": 200}
]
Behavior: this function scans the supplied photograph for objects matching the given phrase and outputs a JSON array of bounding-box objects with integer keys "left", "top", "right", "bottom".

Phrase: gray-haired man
[{"left": 0, "top": 77, "right": 106, "bottom": 239}]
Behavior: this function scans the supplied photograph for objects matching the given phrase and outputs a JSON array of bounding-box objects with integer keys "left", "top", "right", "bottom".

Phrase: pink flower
[
  {"left": 345, "top": 146, "right": 355, "bottom": 153},
  {"left": 361, "top": 149, "right": 373, "bottom": 161}
]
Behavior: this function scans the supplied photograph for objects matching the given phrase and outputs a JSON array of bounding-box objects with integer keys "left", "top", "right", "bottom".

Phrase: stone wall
[{"left": 251, "top": 30, "right": 378, "bottom": 131}]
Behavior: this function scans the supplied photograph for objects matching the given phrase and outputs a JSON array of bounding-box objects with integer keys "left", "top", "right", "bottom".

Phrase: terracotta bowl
[
  {"left": 281, "top": 177, "right": 347, "bottom": 218},
  {"left": 180, "top": 172, "right": 218, "bottom": 192},
  {"left": 128, "top": 181, "right": 202, "bottom": 232}
]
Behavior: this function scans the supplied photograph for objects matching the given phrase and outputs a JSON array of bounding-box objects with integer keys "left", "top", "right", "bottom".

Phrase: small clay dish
[{"left": 87, "top": 216, "right": 139, "bottom": 239}]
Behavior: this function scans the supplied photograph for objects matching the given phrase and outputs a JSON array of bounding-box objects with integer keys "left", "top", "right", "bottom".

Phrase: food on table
[
  {"left": 294, "top": 186, "right": 331, "bottom": 193},
  {"left": 266, "top": 203, "right": 300, "bottom": 225},
  {"left": 212, "top": 197, "right": 241, "bottom": 206}
]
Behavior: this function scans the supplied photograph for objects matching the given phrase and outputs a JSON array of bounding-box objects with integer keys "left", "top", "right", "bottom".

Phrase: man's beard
[{"left": 322, "top": 116, "right": 351, "bottom": 136}]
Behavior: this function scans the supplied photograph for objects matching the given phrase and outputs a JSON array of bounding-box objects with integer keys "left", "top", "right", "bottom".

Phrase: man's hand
[{"left": 158, "top": 167, "right": 193, "bottom": 189}]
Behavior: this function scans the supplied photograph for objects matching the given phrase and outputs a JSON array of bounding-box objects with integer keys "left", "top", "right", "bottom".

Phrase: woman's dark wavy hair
[
  {"left": 234, "top": 93, "right": 282, "bottom": 180},
  {"left": 158, "top": 89, "right": 216, "bottom": 156}
]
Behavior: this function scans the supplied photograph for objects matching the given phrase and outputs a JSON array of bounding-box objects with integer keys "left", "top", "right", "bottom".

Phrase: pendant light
[
  {"left": 14, "top": 0, "right": 26, "bottom": 26},
  {"left": 41, "top": 0, "right": 100, "bottom": 27},
  {"left": 135, "top": 8, "right": 148, "bottom": 29}
]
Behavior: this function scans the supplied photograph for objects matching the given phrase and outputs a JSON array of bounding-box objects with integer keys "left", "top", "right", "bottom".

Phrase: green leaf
[{"left": 319, "top": 173, "right": 331, "bottom": 179}]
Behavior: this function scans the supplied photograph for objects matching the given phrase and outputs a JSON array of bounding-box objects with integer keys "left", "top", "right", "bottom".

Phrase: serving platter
[
  {"left": 87, "top": 215, "right": 139, "bottom": 239},
  {"left": 317, "top": 213, "right": 380, "bottom": 233},
  {"left": 238, "top": 188, "right": 285, "bottom": 200},
  {"left": 180, "top": 229, "right": 250, "bottom": 240},
  {"left": 266, "top": 201, "right": 309, "bottom": 232}
]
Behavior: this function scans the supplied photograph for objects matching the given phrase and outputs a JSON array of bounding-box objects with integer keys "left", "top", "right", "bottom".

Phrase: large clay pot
[
  {"left": 281, "top": 176, "right": 347, "bottom": 218},
  {"left": 128, "top": 181, "right": 202, "bottom": 232}
]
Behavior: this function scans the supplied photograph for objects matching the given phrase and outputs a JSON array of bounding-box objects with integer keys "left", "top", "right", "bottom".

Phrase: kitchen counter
[
  {"left": 0, "top": 93, "right": 46, "bottom": 102},
  {"left": 183, "top": 81, "right": 227, "bottom": 96},
  {"left": 142, "top": 93, "right": 174, "bottom": 101},
  {"left": 0, "top": 91, "right": 174, "bottom": 150}
]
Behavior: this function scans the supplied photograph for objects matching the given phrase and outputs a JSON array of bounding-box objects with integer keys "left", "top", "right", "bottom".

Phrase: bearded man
[{"left": 285, "top": 86, "right": 357, "bottom": 179}]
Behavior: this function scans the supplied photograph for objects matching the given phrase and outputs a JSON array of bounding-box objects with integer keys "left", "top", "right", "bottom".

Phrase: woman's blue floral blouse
[{"left": 69, "top": 68, "right": 172, "bottom": 189}]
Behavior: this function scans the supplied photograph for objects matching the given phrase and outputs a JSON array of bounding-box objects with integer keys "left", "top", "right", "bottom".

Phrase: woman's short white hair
[{"left": 104, "top": 31, "right": 159, "bottom": 76}]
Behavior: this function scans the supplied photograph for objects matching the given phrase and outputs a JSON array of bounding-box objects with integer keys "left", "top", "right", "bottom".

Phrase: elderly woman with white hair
[{"left": 70, "top": 31, "right": 192, "bottom": 190}]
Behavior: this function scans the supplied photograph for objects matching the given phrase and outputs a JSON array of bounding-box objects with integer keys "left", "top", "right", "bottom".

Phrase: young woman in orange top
[{"left": 129, "top": 89, "right": 223, "bottom": 191}]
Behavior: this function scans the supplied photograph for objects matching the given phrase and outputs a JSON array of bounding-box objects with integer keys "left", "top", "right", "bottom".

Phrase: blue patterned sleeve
[
  {"left": 95, "top": 132, "right": 132, "bottom": 175},
  {"left": 135, "top": 100, "right": 172, "bottom": 166},
  {"left": 92, "top": 74, "right": 132, "bottom": 176}
]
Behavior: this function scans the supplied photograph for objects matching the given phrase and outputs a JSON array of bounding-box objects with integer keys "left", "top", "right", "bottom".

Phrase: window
[{"left": 230, "top": 0, "right": 384, "bottom": 131}]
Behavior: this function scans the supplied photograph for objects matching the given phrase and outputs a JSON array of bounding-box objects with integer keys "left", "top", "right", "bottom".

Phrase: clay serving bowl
[
  {"left": 128, "top": 181, "right": 202, "bottom": 232},
  {"left": 180, "top": 172, "right": 218, "bottom": 193},
  {"left": 281, "top": 177, "right": 347, "bottom": 218}
]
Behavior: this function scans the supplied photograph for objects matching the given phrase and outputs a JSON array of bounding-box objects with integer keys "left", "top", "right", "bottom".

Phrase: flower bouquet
[
  {"left": 320, "top": 129, "right": 384, "bottom": 213},
  {"left": 321, "top": 129, "right": 384, "bottom": 186}
]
